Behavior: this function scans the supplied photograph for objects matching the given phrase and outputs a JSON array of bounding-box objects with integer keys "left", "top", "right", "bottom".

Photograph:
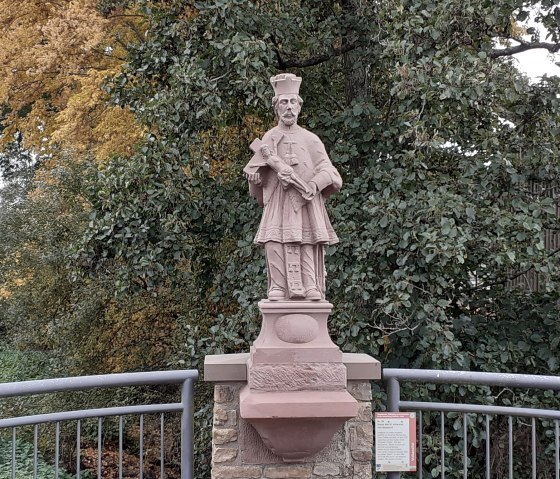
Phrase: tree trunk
[{"left": 341, "top": 0, "right": 369, "bottom": 105}]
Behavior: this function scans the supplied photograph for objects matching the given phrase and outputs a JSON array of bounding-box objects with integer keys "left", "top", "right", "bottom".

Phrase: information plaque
[{"left": 375, "top": 412, "right": 417, "bottom": 472}]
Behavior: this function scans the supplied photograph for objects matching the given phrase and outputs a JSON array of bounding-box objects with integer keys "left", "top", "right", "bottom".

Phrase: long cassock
[{"left": 245, "top": 123, "right": 342, "bottom": 299}]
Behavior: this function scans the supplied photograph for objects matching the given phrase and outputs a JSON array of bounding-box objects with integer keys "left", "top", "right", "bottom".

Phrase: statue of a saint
[{"left": 244, "top": 73, "right": 342, "bottom": 301}]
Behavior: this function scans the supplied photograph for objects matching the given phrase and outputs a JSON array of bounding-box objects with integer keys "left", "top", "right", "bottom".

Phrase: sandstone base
[{"left": 211, "top": 380, "right": 373, "bottom": 479}]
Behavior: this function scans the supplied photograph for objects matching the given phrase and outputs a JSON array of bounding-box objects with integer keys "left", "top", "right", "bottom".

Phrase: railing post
[
  {"left": 386, "top": 376, "right": 401, "bottom": 479},
  {"left": 387, "top": 377, "right": 400, "bottom": 413},
  {"left": 181, "top": 379, "right": 195, "bottom": 479}
]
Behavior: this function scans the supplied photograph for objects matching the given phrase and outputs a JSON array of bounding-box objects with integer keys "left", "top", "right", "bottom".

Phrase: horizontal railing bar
[
  {"left": 400, "top": 401, "right": 560, "bottom": 419},
  {"left": 0, "top": 370, "right": 198, "bottom": 398},
  {"left": 384, "top": 369, "right": 560, "bottom": 390},
  {"left": 0, "top": 403, "right": 183, "bottom": 428}
]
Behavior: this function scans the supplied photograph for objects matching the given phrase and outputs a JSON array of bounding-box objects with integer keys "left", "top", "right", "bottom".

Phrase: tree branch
[
  {"left": 275, "top": 42, "right": 356, "bottom": 69},
  {"left": 469, "top": 246, "right": 560, "bottom": 292},
  {"left": 5, "top": 67, "right": 112, "bottom": 76},
  {"left": 106, "top": 14, "right": 146, "bottom": 20},
  {"left": 490, "top": 38, "right": 560, "bottom": 59},
  {"left": 123, "top": 19, "right": 144, "bottom": 44}
]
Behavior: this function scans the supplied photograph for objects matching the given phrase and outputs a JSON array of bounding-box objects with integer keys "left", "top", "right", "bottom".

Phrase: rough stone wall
[{"left": 211, "top": 381, "right": 373, "bottom": 479}]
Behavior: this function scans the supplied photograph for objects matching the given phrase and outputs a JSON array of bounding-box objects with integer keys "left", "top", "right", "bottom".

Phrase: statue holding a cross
[{"left": 244, "top": 73, "right": 342, "bottom": 301}]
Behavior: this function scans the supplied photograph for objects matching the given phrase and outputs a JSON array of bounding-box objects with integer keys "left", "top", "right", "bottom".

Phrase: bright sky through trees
[
  {"left": 515, "top": 49, "right": 560, "bottom": 79},
  {"left": 513, "top": 6, "right": 560, "bottom": 80}
]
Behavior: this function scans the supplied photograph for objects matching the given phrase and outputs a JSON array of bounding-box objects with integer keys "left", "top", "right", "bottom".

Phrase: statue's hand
[
  {"left": 277, "top": 166, "right": 293, "bottom": 188},
  {"left": 245, "top": 171, "right": 262, "bottom": 185},
  {"left": 302, "top": 181, "right": 318, "bottom": 201}
]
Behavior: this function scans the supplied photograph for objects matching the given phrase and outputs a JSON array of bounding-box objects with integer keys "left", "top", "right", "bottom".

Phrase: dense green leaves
[
  {"left": 0, "top": 440, "right": 75, "bottom": 479},
  {"left": 1, "top": 0, "right": 560, "bottom": 477},
  {"left": 79, "top": 0, "right": 560, "bottom": 366}
]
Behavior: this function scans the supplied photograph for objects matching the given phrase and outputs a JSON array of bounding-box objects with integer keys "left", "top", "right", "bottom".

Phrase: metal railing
[
  {"left": 0, "top": 369, "right": 198, "bottom": 479},
  {"left": 383, "top": 369, "right": 560, "bottom": 479}
]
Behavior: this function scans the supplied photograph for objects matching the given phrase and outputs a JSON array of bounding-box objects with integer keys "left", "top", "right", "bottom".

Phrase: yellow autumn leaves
[
  {"left": 0, "top": 0, "right": 145, "bottom": 159},
  {"left": 0, "top": 0, "right": 149, "bottom": 303},
  {"left": 0, "top": 251, "right": 33, "bottom": 300}
]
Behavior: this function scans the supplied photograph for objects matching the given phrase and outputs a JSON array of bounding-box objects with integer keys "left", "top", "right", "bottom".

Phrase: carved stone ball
[{"left": 275, "top": 314, "right": 319, "bottom": 344}]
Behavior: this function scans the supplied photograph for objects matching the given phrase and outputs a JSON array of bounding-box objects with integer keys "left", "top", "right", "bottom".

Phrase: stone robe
[{"left": 247, "top": 125, "right": 342, "bottom": 247}]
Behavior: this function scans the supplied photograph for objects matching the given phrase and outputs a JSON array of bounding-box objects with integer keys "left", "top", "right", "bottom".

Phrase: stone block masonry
[{"left": 211, "top": 381, "right": 373, "bottom": 479}]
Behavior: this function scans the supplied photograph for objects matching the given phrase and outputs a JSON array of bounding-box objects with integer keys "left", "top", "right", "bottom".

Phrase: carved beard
[{"left": 280, "top": 112, "right": 297, "bottom": 126}]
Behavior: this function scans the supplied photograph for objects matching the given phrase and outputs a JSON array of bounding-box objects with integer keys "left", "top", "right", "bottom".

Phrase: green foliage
[
  {"left": 83, "top": 0, "right": 560, "bottom": 334},
  {"left": 0, "top": 0, "right": 559, "bottom": 477},
  {"left": 0, "top": 440, "right": 75, "bottom": 479},
  {"left": 0, "top": 347, "right": 50, "bottom": 383},
  {"left": 0, "top": 133, "right": 38, "bottom": 183},
  {"left": 71, "top": 0, "right": 560, "bottom": 476}
]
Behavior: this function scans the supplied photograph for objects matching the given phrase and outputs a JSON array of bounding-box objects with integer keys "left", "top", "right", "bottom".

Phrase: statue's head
[{"left": 271, "top": 73, "right": 303, "bottom": 126}]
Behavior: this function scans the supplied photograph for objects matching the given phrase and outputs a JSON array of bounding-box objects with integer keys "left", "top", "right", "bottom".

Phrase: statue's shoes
[
  {"left": 268, "top": 287, "right": 286, "bottom": 301},
  {"left": 305, "top": 288, "right": 322, "bottom": 301}
]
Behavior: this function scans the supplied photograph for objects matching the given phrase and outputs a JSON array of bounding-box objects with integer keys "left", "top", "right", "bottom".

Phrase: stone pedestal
[
  {"left": 239, "top": 300, "right": 359, "bottom": 461},
  {"left": 249, "top": 301, "right": 342, "bottom": 364},
  {"left": 205, "top": 353, "right": 380, "bottom": 479},
  {"left": 204, "top": 298, "right": 380, "bottom": 478}
]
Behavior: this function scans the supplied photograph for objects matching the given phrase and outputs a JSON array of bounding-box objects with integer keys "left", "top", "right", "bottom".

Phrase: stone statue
[{"left": 244, "top": 73, "right": 342, "bottom": 301}]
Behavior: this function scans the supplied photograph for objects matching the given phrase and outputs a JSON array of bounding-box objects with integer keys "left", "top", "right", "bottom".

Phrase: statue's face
[{"left": 276, "top": 94, "right": 301, "bottom": 126}]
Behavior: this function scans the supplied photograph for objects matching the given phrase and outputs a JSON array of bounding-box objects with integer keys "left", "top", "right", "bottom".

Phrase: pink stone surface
[
  {"left": 249, "top": 346, "right": 341, "bottom": 364},
  {"left": 203, "top": 352, "right": 381, "bottom": 382},
  {"left": 258, "top": 299, "right": 333, "bottom": 314},
  {"left": 239, "top": 387, "right": 358, "bottom": 461},
  {"left": 240, "top": 416, "right": 284, "bottom": 464},
  {"left": 239, "top": 295, "right": 359, "bottom": 461},
  {"left": 250, "top": 301, "right": 341, "bottom": 364},
  {"left": 274, "top": 314, "right": 319, "bottom": 343},
  {"left": 249, "top": 417, "right": 347, "bottom": 462},
  {"left": 210, "top": 380, "right": 374, "bottom": 478},
  {"left": 244, "top": 74, "right": 342, "bottom": 302},
  {"left": 238, "top": 415, "right": 347, "bottom": 465},
  {"left": 248, "top": 363, "right": 346, "bottom": 392},
  {"left": 229, "top": 74, "right": 368, "bottom": 465},
  {"left": 240, "top": 388, "right": 358, "bottom": 419}
]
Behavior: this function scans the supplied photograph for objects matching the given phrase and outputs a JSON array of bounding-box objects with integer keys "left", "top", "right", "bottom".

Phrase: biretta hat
[{"left": 270, "top": 73, "right": 302, "bottom": 96}]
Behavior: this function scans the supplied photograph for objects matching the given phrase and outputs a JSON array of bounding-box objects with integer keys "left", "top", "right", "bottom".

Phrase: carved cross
[{"left": 283, "top": 139, "right": 298, "bottom": 166}]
